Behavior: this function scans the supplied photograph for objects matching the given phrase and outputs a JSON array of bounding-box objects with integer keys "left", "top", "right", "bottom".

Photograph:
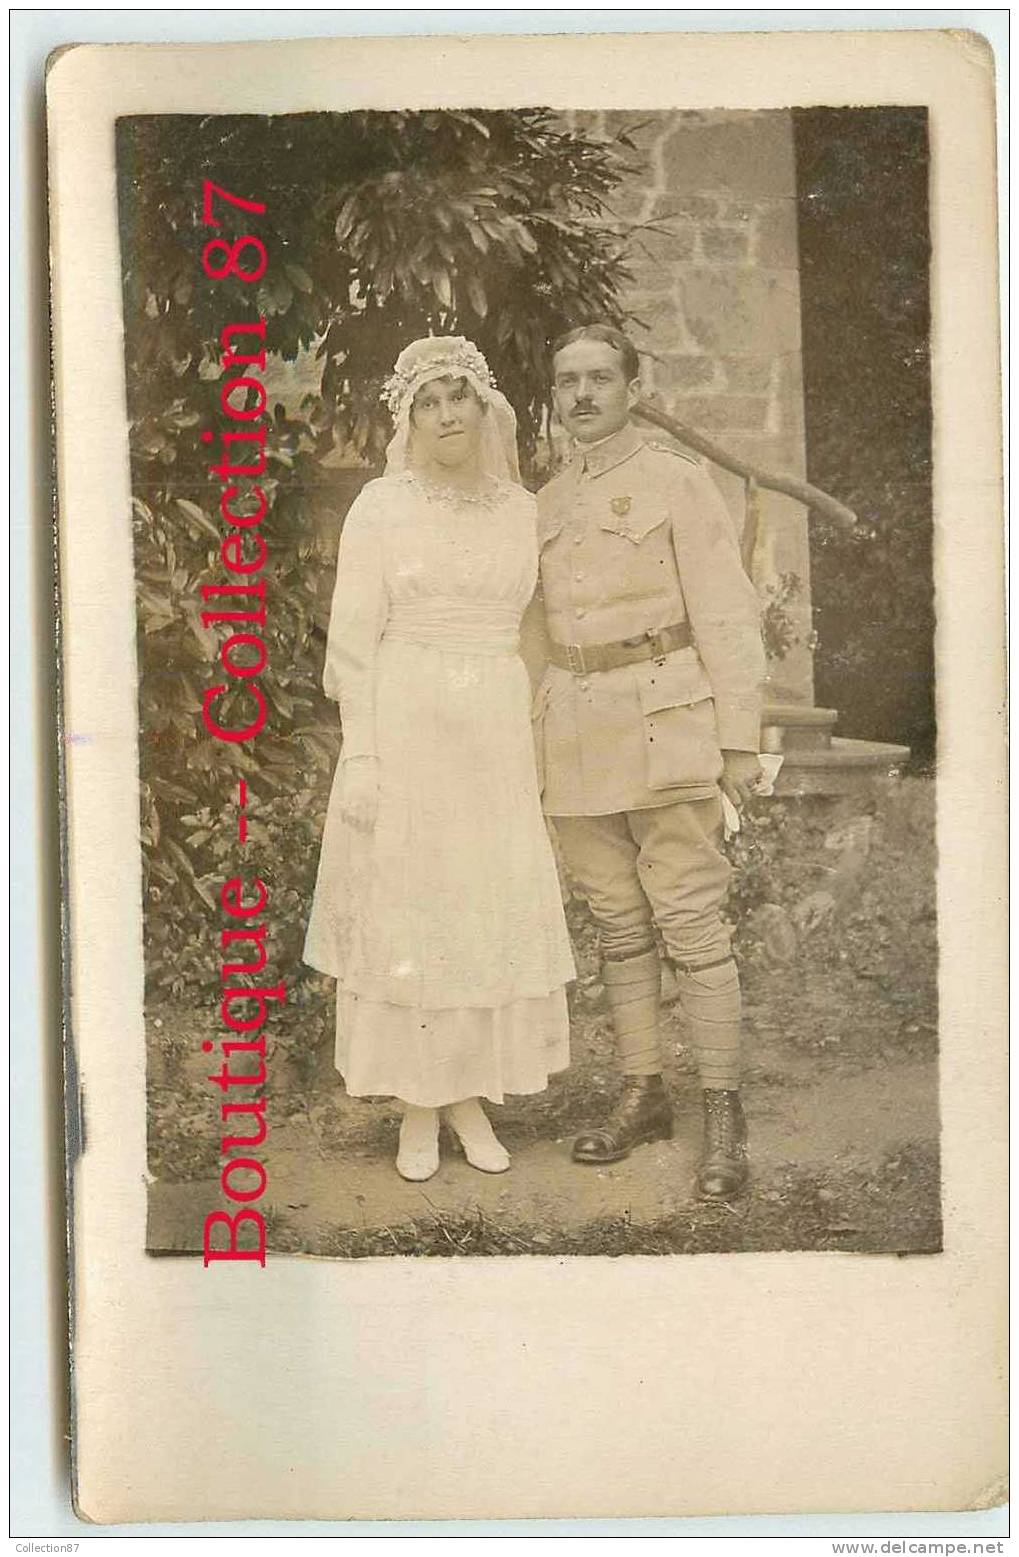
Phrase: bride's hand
[{"left": 339, "top": 757, "right": 380, "bottom": 833}]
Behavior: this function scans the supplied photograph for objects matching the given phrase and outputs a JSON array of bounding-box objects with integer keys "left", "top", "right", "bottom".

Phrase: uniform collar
[{"left": 574, "top": 420, "right": 645, "bottom": 478}]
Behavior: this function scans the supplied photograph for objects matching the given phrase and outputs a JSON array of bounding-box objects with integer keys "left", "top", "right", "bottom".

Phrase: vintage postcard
[{"left": 47, "top": 29, "right": 1005, "bottom": 1523}]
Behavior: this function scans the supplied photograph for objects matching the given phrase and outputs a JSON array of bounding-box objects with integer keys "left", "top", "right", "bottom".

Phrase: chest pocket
[
  {"left": 637, "top": 655, "right": 722, "bottom": 790},
  {"left": 598, "top": 500, "right": 669, "bottom": 546}
]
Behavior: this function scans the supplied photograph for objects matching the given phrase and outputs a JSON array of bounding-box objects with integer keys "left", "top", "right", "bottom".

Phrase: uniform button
[
  {"left": 574, "top": 571, "right": 584, "bottom": 582},
  {"left": 572, "top": 534, "right": 583, "bottom": 546},
  {"left": 574, "top": 607, "right": 585, "bottom": 619},
  {"left": 579, "top": 680, "right": 590, "bottom": 692}
]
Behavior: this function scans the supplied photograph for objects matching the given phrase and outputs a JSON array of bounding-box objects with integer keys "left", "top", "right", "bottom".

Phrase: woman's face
[{"left": 409, "top": 376, "right": 485, "bottom": 471}]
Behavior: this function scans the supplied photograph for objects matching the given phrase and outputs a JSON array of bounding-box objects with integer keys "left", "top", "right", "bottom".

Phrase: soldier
[{"left": 533, "top": 323, "right": 766, "bottom": 1199}]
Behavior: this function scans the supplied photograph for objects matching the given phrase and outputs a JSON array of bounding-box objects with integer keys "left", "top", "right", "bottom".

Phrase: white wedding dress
[{"left": 304, "top": 471, "right": 575, "bottom": 1107}]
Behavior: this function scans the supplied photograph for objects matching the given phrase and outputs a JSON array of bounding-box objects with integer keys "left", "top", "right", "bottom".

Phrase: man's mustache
[{"left": 570, "top": 402, "right": 599, "bottom": 415}]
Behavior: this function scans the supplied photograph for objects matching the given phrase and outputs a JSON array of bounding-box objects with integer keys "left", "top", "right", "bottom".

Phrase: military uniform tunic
[{"left": 534, "top": 422, "right": 765, "bottom": 817}]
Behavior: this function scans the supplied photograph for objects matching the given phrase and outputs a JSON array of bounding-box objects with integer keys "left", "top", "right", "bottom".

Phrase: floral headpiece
[{"left": 381, "top": 336, "right": 498, "bottom": 418}]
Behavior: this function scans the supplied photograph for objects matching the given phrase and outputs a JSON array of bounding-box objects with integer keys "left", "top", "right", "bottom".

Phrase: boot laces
[{"left": 705, "top": 1092, "right": 743, "bottom": 1158}]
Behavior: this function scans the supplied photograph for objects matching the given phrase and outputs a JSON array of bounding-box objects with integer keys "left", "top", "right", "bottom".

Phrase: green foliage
[
  {"left": 117, "top": 110, "right": 638, "bottom": 469},
  {"left": 118, "top": 109, "right": 638, "bottom": 1003}
]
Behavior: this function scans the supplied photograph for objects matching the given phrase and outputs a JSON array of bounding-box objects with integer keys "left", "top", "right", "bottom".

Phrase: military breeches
[
  {"left": 553, "top": 798, "right": 733, "bottom": 965},
  {"left": 554, "top": 799, "right": 742, "bottom": 1088}
]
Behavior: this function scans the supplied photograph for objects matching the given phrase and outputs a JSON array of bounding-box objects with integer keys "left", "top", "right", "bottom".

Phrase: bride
[{"left": 304, "top": 336, "right": 575, "bottom": 1181}]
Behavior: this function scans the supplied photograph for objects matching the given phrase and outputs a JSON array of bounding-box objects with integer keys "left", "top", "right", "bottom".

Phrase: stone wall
[{"left": 568, "top": 109, "right": 815, "bottom": 703}]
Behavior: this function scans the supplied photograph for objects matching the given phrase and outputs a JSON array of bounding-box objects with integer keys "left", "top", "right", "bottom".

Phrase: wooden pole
[
  {"left": 634, "top": 399, "right": 857, "bottom": 533},
  {"left": 740, "top": 476, "right": 760, "bottom": 573}
]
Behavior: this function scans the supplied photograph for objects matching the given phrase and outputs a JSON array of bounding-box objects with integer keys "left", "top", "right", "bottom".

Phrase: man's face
[{"left": 552, "top": 339, "right": 639, "bottom": 445}]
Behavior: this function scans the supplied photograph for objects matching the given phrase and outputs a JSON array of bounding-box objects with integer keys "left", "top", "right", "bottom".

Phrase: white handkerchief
[{"left": 722, "top": 753, "right": 784, "bottom": 837}]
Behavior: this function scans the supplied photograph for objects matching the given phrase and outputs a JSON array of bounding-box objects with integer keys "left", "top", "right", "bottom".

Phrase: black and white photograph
[{"left": 117, "top": 102, "right": 940, "bottom": 1259}]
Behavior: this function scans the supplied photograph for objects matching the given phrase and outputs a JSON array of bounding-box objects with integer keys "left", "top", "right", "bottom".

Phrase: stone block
[
  {"left": 665, "top": 393, "right": 769, "bottom": 432},
  {"left": 627, "top": 258, "right": 680, "bottom": 294},
  {"left": 626, "top": 295, "right": 680, "bottom": 332},
  {"left": 625, "top": 294, "right": 680, "bottom": 329},
  {"left": 606, "top": 183, "right": 654, "bottom": 222},
  {"left": 718, "top": 201, "right": 755, "bottom": 224},
  {"left": 721, "top": 357, "right": 774, "bottom": 392},
  {"left": 701, "top": 226, "right": 752, "bottom": 263},
  {"left": 635, "top": 226, "right": 697, "bottom": 263},
  {"left": 772, "top": 357, "right": 806, "bottom": 443},
  {"left": 678, "top": 268, "right": 802, "bottom": 356},
  {"left": 774, "top": 388, "right": 806, "bottom": 447},
  {"left": 655, "top": 353, "right": 717, "bottom": 390},
  {"left": 756, "top": 199, "right": 801, "bottom": 268},
  {"left": 662, "top": 111, "right": 797, "bottom": 198},
  {"left": 602, "top": 110, "right": 671, "bottom": 155},
  {"left": 651, "top": 193, "right": 719, "bottom": 223},
  {"left": 778, "top": 351, "right": 807, "bottom": 400},
  {"left": 718, "top": 431, "right": 807, "bottom": 479}
]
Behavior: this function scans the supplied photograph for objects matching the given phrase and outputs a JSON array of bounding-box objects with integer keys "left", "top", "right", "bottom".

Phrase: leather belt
[{"left": 549, "top": 621, "right": 693, "bottom": 676}]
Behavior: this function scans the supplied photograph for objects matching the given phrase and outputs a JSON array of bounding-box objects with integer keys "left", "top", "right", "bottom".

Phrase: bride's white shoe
[
  {"left": 396, "top": 1105, "right": 440, "bottom": 1182},
  {"left": 444, "top": 1098, "right": 510, "bottom": 1174}
]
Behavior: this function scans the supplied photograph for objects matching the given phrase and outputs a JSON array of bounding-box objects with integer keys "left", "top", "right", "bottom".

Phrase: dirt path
[
  {"left": 148, "top": 973, "right": 940, "bottom": 1257},
  {"left": 269, "top": 1056, "right": 936, "bottom": 1243}
]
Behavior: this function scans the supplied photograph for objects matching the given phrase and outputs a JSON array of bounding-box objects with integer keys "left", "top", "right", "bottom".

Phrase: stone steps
[{"left": 762, "top": 701, "right": 910, "bottom": 794}]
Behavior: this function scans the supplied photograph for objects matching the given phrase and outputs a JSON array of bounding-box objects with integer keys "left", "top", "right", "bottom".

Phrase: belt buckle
[
  {"left": 647, "top": 629, "right": 668, "bottom": 667},
  {"left": 565, "top": 643, "right": 587, "bottom": 675}
]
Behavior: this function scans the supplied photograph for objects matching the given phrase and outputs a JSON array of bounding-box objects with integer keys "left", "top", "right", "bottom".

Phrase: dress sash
[{"left": 384, "top": 597, "right": 520, "bottom": 656}]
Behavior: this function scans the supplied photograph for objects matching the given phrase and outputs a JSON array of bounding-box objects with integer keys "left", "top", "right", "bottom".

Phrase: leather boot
[
  {"left": 696, "top": 1089, "right": 749, "bottom": 1200},
  {"left": 573, "top": 1074, "right": 673, "bottom": 1164},
  {"left": 573, "top": 948, "right": 673, "bottom": 1165}
]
